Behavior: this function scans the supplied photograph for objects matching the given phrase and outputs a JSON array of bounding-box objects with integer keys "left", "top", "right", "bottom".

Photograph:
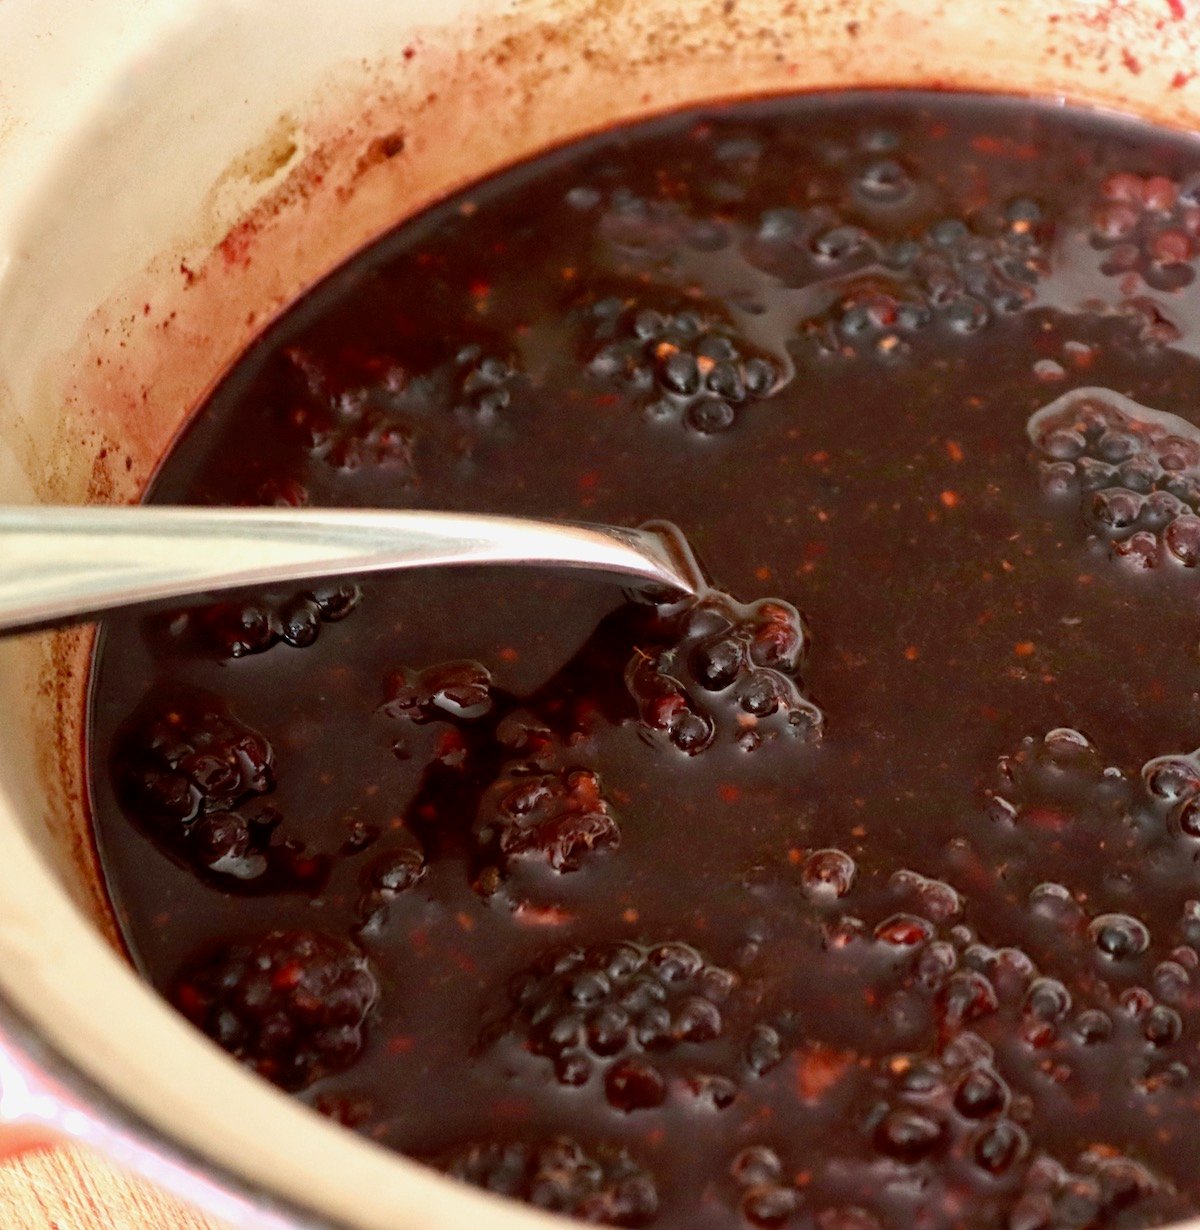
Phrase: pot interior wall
[{"left": 2, "top": 0, "right": 1200, "bottom": 1226}]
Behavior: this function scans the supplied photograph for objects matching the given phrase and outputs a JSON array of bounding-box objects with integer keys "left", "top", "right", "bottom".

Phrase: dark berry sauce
[{"left": 88, "top": 93, "right": 1200, "bottom": 1228}]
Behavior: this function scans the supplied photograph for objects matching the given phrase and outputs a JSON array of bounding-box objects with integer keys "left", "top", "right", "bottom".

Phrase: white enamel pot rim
[{"left": 2, "top": 1, "right": 1200, "bottom": 1227}]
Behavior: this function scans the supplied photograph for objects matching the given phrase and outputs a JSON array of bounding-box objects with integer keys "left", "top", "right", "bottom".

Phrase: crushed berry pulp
[{"left": 88, "top": 92, "right": 1200, "bottom": 1229}]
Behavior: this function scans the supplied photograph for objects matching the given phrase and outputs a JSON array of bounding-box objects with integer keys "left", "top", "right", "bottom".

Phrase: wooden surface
[{"left": 0, "top": 1145, "right": 224, "bottom": 1229}]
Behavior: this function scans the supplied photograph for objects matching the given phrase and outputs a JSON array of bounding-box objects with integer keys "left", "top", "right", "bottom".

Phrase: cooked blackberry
[
  {"left": 434, "top": 1137, "right": 658, "bottom": 1226},
  {"left": 495, "top": 941, "right": 737, "bottom": 1107},
  {"left": 173, "top": 930, "right": 379, "bottom": 1090},
  {"left": 474, "top": 764, "right": 619, "bottom": 875}
]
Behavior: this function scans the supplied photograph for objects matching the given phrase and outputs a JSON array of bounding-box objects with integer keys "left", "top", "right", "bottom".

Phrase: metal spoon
[{"left": 0, "top": 506, "right": 705, "bottom": 636}]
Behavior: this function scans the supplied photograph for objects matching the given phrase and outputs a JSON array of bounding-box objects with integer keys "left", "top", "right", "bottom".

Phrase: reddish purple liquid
[{"left": 89, "top": 93, "right": 1200, "bottom": 1228}]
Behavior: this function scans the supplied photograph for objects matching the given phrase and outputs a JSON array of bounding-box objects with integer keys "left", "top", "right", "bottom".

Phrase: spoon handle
[{"left": 0, "top": 506, "right": 702, "bottom": 635}]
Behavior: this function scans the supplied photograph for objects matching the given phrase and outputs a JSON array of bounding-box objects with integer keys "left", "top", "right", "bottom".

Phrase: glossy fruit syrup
[{"left": 88, "top": 93, "right": 1200, "bottom": 1229}]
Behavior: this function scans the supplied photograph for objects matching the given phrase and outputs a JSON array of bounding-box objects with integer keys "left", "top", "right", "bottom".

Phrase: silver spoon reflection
[{"left": 0, "top": 507, "right": 704, "bottom": 636}]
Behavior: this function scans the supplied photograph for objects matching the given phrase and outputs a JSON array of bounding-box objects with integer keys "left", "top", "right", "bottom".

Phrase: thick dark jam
[{"left": 88, "top": 93, "right": 1200, "bottom": 1229}]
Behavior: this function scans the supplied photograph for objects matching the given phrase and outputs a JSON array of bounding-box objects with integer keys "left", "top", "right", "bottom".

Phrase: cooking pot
[{"left": 1, "top": 1, "right": 1199, "bottom": 1226}]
